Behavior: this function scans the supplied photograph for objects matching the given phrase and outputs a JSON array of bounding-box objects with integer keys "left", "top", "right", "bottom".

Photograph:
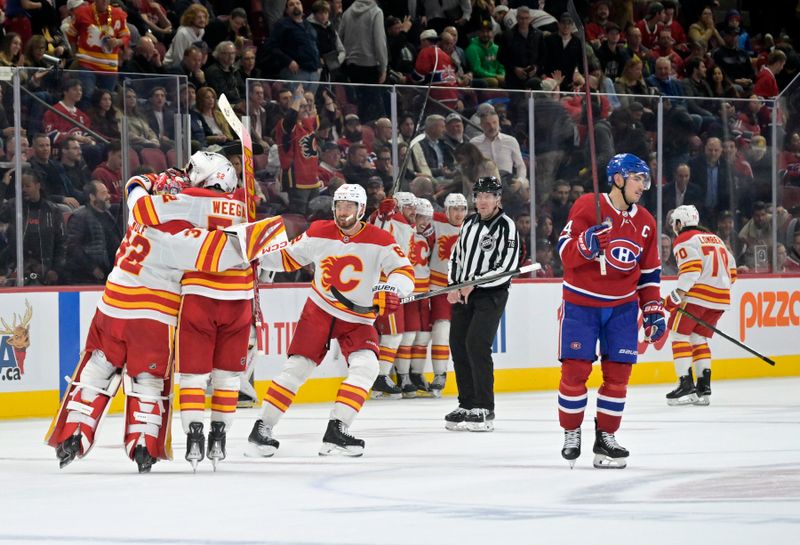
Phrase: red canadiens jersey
[
  {"left": 276, "top": 111, "right": 321, "bottom": 190},
  {"left": 557, "top": 193, "right": 661, "bottom": 308},
  {"left": 67, "top": 3, "right": 130, "bottom": 72},
  {"left": 43, "top": 103, "right": 93, "bottom": 144},
  {"left": 430, "top": 212, "right": 460, "bottom": 287},
  {"left": 414, "top": 46, "right": 460, "bottom": 106}
]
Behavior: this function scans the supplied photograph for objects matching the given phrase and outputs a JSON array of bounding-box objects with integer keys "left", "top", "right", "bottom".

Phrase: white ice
[{"left": 1, "top": 378, "right": 798, "bottom": 545}]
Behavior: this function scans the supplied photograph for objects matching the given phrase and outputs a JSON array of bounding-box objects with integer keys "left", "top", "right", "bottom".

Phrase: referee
[{"left": 445, "top": 176, "right": 520, "bottom": 432}]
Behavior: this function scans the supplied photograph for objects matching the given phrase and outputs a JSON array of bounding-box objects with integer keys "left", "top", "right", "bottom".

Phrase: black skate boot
[
  {"left": 56, "top": 433, "right": 82, "bottom": 469},
  {"left": 397, "top": 373, "right": 417, "bottom": 399},
  {"left": 592, "top": 419, "right": 628, "bottom": 469},
  {"left": 370, "top": 374, "right": 402, "bottom": 400},
  {"left": 207, "top": 421, "right": 227, "bottom": 471},
  {"left": 429, "top": 374, "right": 446, "bottom": 398},
  {"left": 185, "top": 422, "right": 205, "bottom": 472},
  {"left": 561, "top": 428, "right": 581, "bottom": 469},
  {"left": 133, "top": 445, "right": 158, "bottom": 473},
  {"left": 444, "top": 407, "right": 469, "bottom": 431},
  {"left": 666, "top": 372, "right": 699, "bottom": 406},
  {"left": 464, "top": 408, "right": 495, "bottom": 432},
  {"left": 244, "top": 419, "right": 279, "bottom": 458},
  {"left": 694, "top": 369, "right": 711, "bottom": 406},
  {"left": 318, "top": 419, "right": 365, "bottom": 457},
  {"left": 409, "top": 373, "right": 432, "bottom": 396}
]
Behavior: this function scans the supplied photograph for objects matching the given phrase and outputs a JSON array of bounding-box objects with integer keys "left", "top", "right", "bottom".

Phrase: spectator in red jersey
[
  {"left": 635, "top": 2, "right": 665, "bottom": 50},
  {"left": 585, "top": 0, "right": 612, "bottom": 49},
  {"left": 650, "top": 29, "right": 684, "bottom": 77},
  {"left": 91, "top": 140, "right": 123, "bottom": 205},
  {"left": 662, "top": 1, "right": 686, "bottom": 45},
  {"left": 43, "top": 79, "right": 96, "bottom": 147},
  {"left": 754, "top": 50, "right": 787, "bottom": 99}
]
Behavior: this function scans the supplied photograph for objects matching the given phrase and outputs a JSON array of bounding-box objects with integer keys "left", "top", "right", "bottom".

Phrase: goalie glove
[
  {"left": 372, "top": 283, "right": 400, "bottom": 316},
  {"left": 642, "top": 300, "right": 667, "bottom": 343},
  {"left": 663, "top": 290, "right": 683, "bottom": 313},
  {"left": 577, "top": 223, "right": 612, "bottom": 260}
]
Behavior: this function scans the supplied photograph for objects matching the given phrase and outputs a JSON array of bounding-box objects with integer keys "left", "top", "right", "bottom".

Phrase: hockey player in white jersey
[
  {"left": 46, "top": 166, "right": 285, "bottom": 472},
  {"left": 428, "top": 193, "right": 468, "bottom": 396},
  {"left": 664, "top": 205, "right": 737, "bottom": 406},
  {"left": 246, "top": 184, "right": 414, "bottom": 457}
]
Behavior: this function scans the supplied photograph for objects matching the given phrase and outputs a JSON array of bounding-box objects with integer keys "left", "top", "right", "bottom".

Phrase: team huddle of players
[{"left": 43, "top": 150, "right": 735, "bottom": 473}]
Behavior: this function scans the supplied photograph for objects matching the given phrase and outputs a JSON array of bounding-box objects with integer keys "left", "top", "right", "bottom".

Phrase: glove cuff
[{"left": 372, "top": 283, "right": 399, "bottom": 295}]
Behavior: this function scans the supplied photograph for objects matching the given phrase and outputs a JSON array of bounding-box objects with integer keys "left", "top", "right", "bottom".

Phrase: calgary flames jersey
[
  {"left": 129, "top": 184, "right": 255, "bottom": 300},
  {"left": 673, "top": 229, "right": 737, "bottom": 310},
  {"left": 430, "top": 212, "right": 460, "bottom": 287},
  {"left": 259, "top": 220, "right": 415, "bottom": 324},
  {"left": 410, "top": 230, "right": 432, "bottom": 294},
  {"left": 558, "top": 193, "right": 661, "bottom": 308},
  {"left": 369, "top": 211, "right": 415, "bottom": 257},
  {"left": 98, "top": 223, "right": 249, "bottom": 326},
  {"left": 67, "top": 3, "right": 130, "bottom": 72}
]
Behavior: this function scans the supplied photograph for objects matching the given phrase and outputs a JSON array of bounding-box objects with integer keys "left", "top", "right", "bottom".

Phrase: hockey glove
[
  {"left": 372, "top": 283, "right": 400, "bottom": 316},
  {"left": 377, "top": 198, "right": 397, "bottom": 221},
  {"left": 153, "top": 169, "right": 190, "bottom": 195},
  {"left": 577, "top": 223, "right": 612, "bottom": 260},
  {"left": 642, "top": 301, "right": 667, "bottom": 343},
  {"left": 663, "top": 290, "right": 683, "bottom": 313}
]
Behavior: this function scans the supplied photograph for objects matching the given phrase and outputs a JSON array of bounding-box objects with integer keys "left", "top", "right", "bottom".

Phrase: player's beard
[{"left": 335, "top": 213, "right": 358, "bottom": 231}]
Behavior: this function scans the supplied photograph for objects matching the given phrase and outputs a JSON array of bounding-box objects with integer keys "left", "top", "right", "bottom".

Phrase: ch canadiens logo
[
  {"left": 320, "top": 255, "right": 363, "bottom": 292},
  {"left": 438, "top": 235, "right": 457, "bottom": 261},
  {"left": 739, "top": 290, "right": 800, "bottom": 341},
  {"left": 605, "top": 239, "right": 642, "bottom": 272}
]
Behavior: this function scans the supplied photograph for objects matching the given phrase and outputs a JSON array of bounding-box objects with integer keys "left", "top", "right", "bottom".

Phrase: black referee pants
[{"left": 449, "top": 288, "right": 509, "bottom": 411}]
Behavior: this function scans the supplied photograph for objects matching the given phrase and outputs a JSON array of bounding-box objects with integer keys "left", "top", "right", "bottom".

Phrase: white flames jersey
[
  {"left": 130, "top": 186, "right": 253, "bottom": 300},
  {"left": 673, "top": 228, "right": 737, "bottom": 310},
  {"left": 369, "top": 210, "right": 415, "bottom": 258},
  {"left": 259, "top": 220, "right": 415, "bottom": 325},
  {"left": 410, "top": 230, "right": 432, "bottom": 293},
  {"left": 98, "top": 223, "right": 247, "bottom": 326},
  {"left": 430, "top": 212, "right": 461, "bottom": 287}
]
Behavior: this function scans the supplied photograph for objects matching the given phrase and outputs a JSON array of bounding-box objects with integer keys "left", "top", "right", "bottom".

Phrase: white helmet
[
  {"left": 415, "top": 198, "right": 433, "bottom": 217},
  {"left": 670, "top": 205, "right": 700, "bottom": 231},
  {"left": 444, "top": 192, "right": 468, "bottom": 211},
  {"left": 332, "top": 183, "right": 367, "bottom": 219},
  {"left": 186, "top": 151, "right": 238, "bottom": 193},
  {"left": 394, "top": 191, "right": 416, "bottom": 208}
]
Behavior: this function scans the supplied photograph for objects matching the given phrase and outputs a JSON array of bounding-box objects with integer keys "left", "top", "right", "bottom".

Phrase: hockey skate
[
  {"left": 370, "top": 374, "right": 402, "bottom": 400},
  {"left": 409, "top": 373, "right": 433, "bottom": 397},
  {"left": 244, "top": 419, "right": 279, "bottom": 457},
  {"left": 592, "top": 419, "right": 628, "bottom": 469},
  {"left": 561, "top": 428, "right": 581, "bottom": 469},
  {"left": 465, "top": 408, "right": 495, "bottom": 432},
  {"left": 397, "top": 374, "right": 417, "bottom": 399},
  {"left": 694, "top": 369, "right": 711, "bottom": 406},
  {"left": 429, "top": 374, "right": 446, "bottom": 398},
  {"left": 319, "top": 419, "right": 365, "bottom": 457},
  {"left": 185, "top": 422, "right": 205, "bottom": 472},
  {"left": 55, "top": 433, "right": 83, "bottom": 469},
  {"left": 666, "top": 373, "right": 699, "bottom": 406},
  {"left": 133, "top": 445, "right": 158, "bottom": 473},
  {"left": 207, "top": 421, "right": 226, "bottom": 471},
  {"left": 444, "top": 407, "right": 469, "bottom": 431}
]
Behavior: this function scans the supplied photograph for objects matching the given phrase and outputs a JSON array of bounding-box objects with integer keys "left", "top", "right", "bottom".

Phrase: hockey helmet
[
  {"left": 394, "top": 191, "right": 417, "bottom": 209},
  {"left": 332, "top": 183, "right": 367, "bottom": 219},
  {"left": 415, "top": 198, "right": 434, "bottom": 218},
  {"left": 473, "top": 176, "right": 502, "bottom": 196},
  {"left": 186, "top": 151, "right": 238, "bottom": 193},
  {"left": 444, "top": 192, "right": 468, "bottom": 211},
  {"left": 606, "top": 153, "right": 651, "bottom": 190},
  {"left": 670, "top": 205, "right": 700, "bottom": 231}
]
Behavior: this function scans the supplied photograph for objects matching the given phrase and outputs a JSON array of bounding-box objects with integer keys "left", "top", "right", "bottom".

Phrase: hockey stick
[
  {"left": 567, "top": 0, "right": 607, "bottom": 276},
  {"left": 676, "top": 306, "right": 776, "bottom": 366},
  {"left": 330, "top": 263, "right": 540, "bottom": 314},
  {"left": 218, "top": 94, "right": 267, "bottom": 354}
]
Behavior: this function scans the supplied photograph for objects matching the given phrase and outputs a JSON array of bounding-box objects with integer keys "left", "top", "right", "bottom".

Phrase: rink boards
[{"left": 1, "top": 276, "right": 799, "bottom": 419}]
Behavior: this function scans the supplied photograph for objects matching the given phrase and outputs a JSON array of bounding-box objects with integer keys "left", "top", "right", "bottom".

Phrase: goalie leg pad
[
  {"left": 211, "top": 369, "right": 241, "bottom": 430},
  {"left": 331, "top": 350, "right": 378, "bottom": 426},
  {"left": 179, "top": 372, "right": 210, "bottom": 435},
  {"left": 46, "top": 350, "right": 122, "bottom": 461},
  {"left": 124, "top": 372, "right": 171, "bottom": 461}
]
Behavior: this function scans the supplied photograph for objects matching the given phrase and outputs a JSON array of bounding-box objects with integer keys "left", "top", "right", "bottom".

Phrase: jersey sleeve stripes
[
  {"left": 673, "top": 229, "right": 736, "bottom": 309},
  {"left": 449, "top": 211, "right": 520, "bottom": 289}
]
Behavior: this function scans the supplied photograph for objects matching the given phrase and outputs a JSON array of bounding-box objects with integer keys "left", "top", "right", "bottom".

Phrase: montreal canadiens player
[{"left": 556, "top": 153, "right": 666, "bottom": 469}]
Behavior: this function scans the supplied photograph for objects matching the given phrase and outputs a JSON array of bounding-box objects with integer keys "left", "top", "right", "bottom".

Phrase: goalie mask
[{"left": 186, "top": 151, "right": 238, "bottom": 193}]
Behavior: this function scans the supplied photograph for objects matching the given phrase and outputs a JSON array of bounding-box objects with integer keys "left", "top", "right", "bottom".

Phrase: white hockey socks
[
  {"left": 259, "top": 355, "right": 315, "bottom": 427},
  {"left": 331, "top": 350, "right": 378, "bottom": 426}
]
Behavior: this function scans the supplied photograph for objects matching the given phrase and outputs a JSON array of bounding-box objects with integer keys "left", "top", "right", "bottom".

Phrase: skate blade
[
  {"left": 370, "top": 392, "right": 402, "bottom": 400},
  {"left": 402, "top": 391, "right": 417, "bottom": 399},
  {"left": 318, "top": 443, "right": 364, "bottom": 457},
  {"left": 593, "top": 454, "right": 627, "bottom": 469},
  {"left": 244, "top": 442, "right": 277, "bottom": 458},
  {"left": 693, "top": 396, "right": 710, "bottom": 406},
  {"left": 567, "top": 459, "right": 576, "bottom": 469},
  {"left": 466, "top": 422, "right": 494, "bottom": 432},
  {"left": 189, "top": 459, "right": 199, "bottom": 473},
  {"left": 210, "top": 458, "right": 219, "bottom": 472},
  {"left": 414, "top": 390, "right": 435, "bottom": 398},
  {"left": 667, "top": 393, "right": 699, "bottom": 406},
  {"left": 237, "top": 400, "right": 257, "bottom": 409},
  {"left": 429, "top": 389, "right": 443, "bottom": 398},
  {"left": 445, "top": 421, "right": 468, "bottom": 431}
]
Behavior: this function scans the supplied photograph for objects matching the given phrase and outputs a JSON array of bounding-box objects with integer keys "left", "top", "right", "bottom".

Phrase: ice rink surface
[{"left": 1, "top": 377, "right": 798, "bottom": 545}]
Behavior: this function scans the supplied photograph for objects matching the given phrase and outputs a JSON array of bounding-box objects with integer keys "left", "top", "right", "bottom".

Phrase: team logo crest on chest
[{"left": 606, "top": 239, "right": 643, "bottom": 271}]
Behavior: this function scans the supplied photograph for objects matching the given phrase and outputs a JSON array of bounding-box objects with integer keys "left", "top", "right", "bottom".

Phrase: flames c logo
[
  {"left": 320, "top": 255, "right": 363, "bottom": 292},
  {"left": 438, "top": 235, "right": 457, "bottom": 261},
  {"left": 605, "top": 239, "right": 642, "bottom": 272},
  {"left": 411, "top": 240, "right": 430, "bottom": 267}
]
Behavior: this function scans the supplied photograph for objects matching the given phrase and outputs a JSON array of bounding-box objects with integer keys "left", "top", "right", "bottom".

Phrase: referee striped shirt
[{"left": 448, "top": 209, "right": 521, "bottom": 289}]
